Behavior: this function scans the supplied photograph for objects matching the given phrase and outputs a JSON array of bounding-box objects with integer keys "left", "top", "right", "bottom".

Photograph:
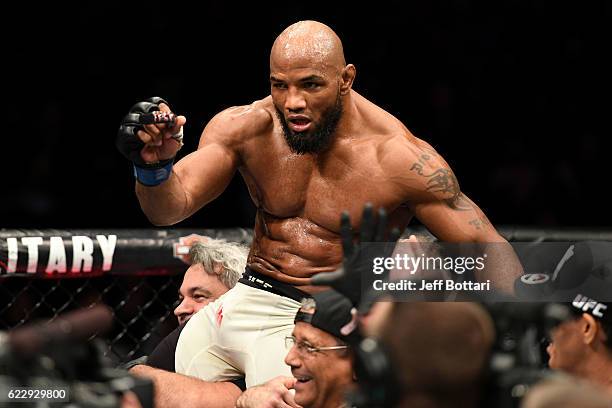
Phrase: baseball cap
[
  {"left": 567, "top": 293, "right": 611, "bottom": 326},
  {"left": 295, "top": 290, "right": 362, "bottom": 345}
]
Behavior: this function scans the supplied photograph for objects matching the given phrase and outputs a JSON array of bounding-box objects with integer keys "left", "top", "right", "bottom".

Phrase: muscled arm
[
  {"left": 129, "top": 365, "right": 241, "bottom": 408},
  {"left": 396, "top": 139, "right": 523, "bottom": 292},
  {"left": 135, "top": 107, "right": 245, "bottom": 226}
]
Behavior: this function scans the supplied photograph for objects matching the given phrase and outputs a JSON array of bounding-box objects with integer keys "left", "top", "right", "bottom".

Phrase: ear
[
  {"left": 339, "top": 64, "right": 356, "bottom": 96},
  {"left": 581, "top": 313, "right": 599, "bottom": 345}
]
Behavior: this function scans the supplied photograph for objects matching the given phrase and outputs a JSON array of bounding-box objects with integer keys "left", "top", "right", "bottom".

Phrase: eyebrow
[
  {"left": 295, "top": 334, "right": 317, "bottom": 346},
  {"left": 269, "top": 75, "right": 326, "bottom": 82},
  {"left": 190, "top": 287, "right": 212, "bottom": 297},
  {"left": 179, "top": 287, "right": 213, "bottom": 297},
  {"left": 299, "top": 75, "right": 325, "bottom": 82}
]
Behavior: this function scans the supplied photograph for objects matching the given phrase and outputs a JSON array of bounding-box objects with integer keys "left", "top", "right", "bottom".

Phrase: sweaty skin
[{"left": 135, "top": 21, "right": 520, "bottom": 292}]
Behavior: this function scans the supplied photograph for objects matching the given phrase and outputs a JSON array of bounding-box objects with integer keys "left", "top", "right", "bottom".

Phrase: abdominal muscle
[{"left": 248, "top": 211, "right": 343, "bottom": 293}]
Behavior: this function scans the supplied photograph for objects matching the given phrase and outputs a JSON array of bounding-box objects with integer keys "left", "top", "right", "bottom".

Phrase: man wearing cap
[
  {"left": 236, "top": 290, "right": 359, "bottom": 408},
  {"left": 547, "top": 293, "right": 612, "bottom": 396}
]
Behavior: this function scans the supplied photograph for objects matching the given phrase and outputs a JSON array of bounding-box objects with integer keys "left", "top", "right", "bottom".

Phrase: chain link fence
[
  {"left": 0, "top": 228, "right": 254, "bottom": 366},
  {"left": 0, "top": 275, "right": 182, "bottom": 365},
  {"left": 2, "top": 227, "right": 609, "bottom": 366}
]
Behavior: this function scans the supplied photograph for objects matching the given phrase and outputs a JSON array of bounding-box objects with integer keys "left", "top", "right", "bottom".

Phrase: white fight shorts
[{"left": 175, "top": 269, "right": 306, "bottom": 387}]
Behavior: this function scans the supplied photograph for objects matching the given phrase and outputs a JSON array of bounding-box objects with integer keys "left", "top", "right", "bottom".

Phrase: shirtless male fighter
[{"left": 117, "top": 20, "right": 522, "bottom": 388}]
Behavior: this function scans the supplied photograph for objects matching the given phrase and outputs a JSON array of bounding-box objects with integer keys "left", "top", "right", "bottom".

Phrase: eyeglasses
[{"left": 285, "top": 335, "right": 348, "bottom": 356}]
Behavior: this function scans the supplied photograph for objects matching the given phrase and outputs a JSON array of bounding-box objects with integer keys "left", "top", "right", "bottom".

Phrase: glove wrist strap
[{"left": 133, "top": 160, "right": 173, "bottom": 186}]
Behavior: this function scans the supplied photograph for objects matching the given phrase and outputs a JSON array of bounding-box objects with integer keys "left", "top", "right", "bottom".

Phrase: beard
[{"left": 276, "top": 93, "right": 343, "bottom": 155}]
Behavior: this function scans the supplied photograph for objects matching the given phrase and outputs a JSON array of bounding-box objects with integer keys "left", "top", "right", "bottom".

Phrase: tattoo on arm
[
  {"left": 469, "top": 217, "right": 491, "bottom": 230},
  {"left": 410, "top": 154, "right": 471, "bottom": 210}
]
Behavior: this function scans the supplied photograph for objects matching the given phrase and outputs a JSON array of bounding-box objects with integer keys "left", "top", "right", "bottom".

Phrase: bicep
[
  {"left": 403, "top": 141, "right": 503, "bottom": 242},
  {"left": 173, "top": 106, "right": 256, "bottom": 215},
  {"left": 173, "top": 141, "right": 239, "bottom": 217}
]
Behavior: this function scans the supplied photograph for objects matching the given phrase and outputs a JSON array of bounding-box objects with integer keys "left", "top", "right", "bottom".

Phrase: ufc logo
[{"left": 572, "top": 294, "right": 608, "bottom": 318}]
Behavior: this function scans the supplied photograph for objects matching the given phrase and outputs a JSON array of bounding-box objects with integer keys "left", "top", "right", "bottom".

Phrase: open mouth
[
  {"left": 294, "top": 375, "right": 313, "bottom": 388},
  {"left": 288, "top": 117, "right": 312, "bottom": 133}
]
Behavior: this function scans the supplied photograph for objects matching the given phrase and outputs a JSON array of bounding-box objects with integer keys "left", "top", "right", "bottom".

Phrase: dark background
[{"left": 2, "top": 1, "right": 609, "bottom": 230}]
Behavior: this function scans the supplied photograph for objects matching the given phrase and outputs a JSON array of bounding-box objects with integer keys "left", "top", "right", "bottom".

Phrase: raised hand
[
  {"left": 117, "top": 97, "right": 187, "bottom": 185},
  {"left": 311, "top": 203, "right": 401, "bottom": 306},
  {"left": 117, "top": 96, "right": 187, "bottom": 165}
]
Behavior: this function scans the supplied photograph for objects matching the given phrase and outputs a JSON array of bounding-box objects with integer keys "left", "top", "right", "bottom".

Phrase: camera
[{"left": 0, "top": 306, "right": 153, "bottom": 408}]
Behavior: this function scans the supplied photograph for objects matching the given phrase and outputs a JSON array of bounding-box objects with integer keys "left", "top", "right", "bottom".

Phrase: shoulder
[
  {"left": 353, "top": 91, "right": 435, "bottom": 163},
  {"left": 382, "top": 132, "right": 450, "bottom": 174},
  {"left": 365, "top": 103, "right": 441, "bottom": 173},
  {"left": 352, "top": 92, "right": 465, "bottom": 205},
  {"left": 146, "top": 324, "right": 184, "bottom": 372},
  {"left": 372, "top": 115, "right": 465, "bottom": 207},
  {"left": 198, "top": 97, "right": 274, "bottom": 149}
]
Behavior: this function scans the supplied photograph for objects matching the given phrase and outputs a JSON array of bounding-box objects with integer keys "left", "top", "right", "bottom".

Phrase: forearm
[
  {"left": 135, "top": 171, "right": 192, "bottom": 226},
  {"left": 475, "top": 234, "right": 523, "bottom": 294},
  {"left": 135, "top": 143, "right": 238, "bottom": 226},
  {"left": 418, "top": 206, "right": 523, "bottom": 293},
  {"left": 129, "top": 365, "right": 241, "bottom": 408}
]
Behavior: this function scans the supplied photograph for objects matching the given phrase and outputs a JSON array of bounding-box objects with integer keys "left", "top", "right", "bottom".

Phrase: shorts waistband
[{"left": 239, "top": 268, "right": 311, "bottom": 303}]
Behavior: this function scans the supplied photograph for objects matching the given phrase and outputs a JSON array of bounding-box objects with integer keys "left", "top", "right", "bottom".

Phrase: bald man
[
  {"left": 117, "top": 20, "right": 521, "bottom": 387},
  {"left": 375, "top": 302, "right": 496, "bottom": 408}
]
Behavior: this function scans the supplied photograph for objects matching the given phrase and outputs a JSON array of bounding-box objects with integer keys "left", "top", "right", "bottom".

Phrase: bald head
[
  {"left": 269, "top": 21, "right": 356, "bottom": 155},
  {"left": 271, "top": 21, "right": 346, "bottom": 71},
  {"left": 380, "top": 302, "right": 495, "bottom": 404}
]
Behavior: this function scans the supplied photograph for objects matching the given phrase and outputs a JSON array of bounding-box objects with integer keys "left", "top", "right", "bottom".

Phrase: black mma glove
[{"left": 117, "top": 96, "right": 182, "bottom": 186}]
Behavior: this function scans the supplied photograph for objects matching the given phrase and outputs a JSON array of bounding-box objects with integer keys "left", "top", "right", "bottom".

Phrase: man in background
[
  {"left": 130, "top": 238, "right": 249, "bottom": 408},
  {"left": 364, "top": 301, "right": 495, "bottom": 408},
  {"left": 236, "top": 290, "right": 359, "bottom": 408},
  {"left": 547, "top": 292, "right": 612, "bottom": 396}
]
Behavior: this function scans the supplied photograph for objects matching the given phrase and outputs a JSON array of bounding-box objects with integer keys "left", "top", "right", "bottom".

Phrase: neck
[
  {"left": 317, "top": 390, "right": 350, "bottom": 408},
  {"left": 333, "top": 90, "right": 359, "bottom": 141},
  {"left": 580, "top": 352, "right": 612, "bottom": 393}
]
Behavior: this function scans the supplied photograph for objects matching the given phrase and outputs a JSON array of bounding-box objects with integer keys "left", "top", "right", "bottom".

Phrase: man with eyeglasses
[{"left": 236, "top": 290, "right": 360, "bottom": 408}]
